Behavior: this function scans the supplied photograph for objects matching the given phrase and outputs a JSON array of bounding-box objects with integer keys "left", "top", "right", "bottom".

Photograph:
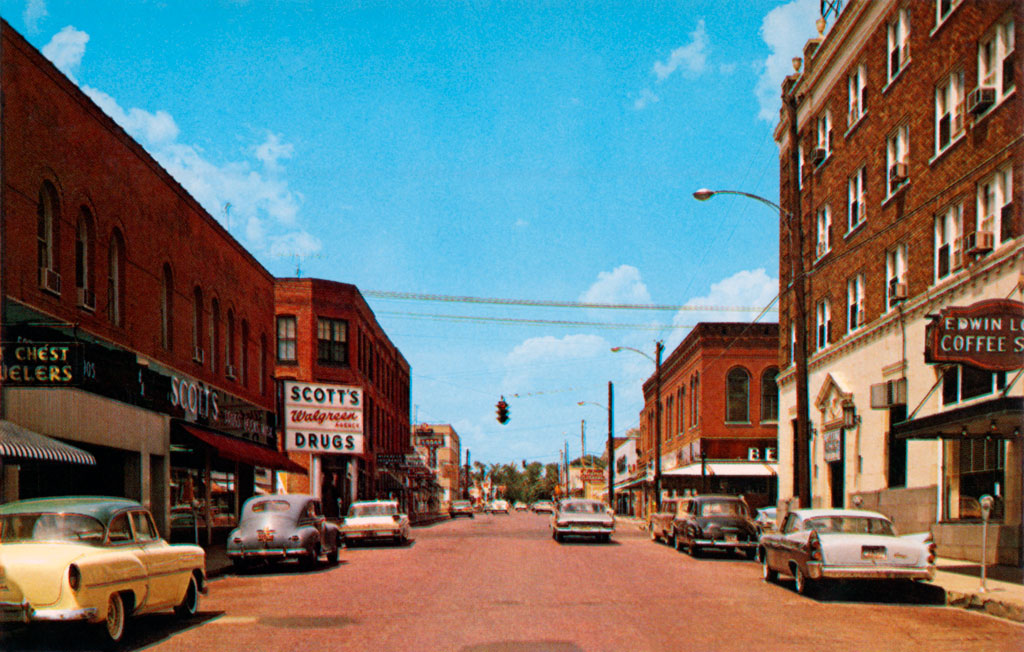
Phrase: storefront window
[
  {"left": 947, "top": 438, "right": 1006, "bottom": 522},
  {"left": 942, "top": 365, "right": 1006, "bottom": 405}
]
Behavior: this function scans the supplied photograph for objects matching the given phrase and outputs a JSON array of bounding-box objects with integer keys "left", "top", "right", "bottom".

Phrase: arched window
[
  {"left": 726, "top": 367, "right": 750, "bottom": 423},
  {"left": 690, "top": 374, "right": 700, "bottom": 427},
  {"left": 241, "top": 319, "right": 250, "bottom": 386},
  {"left": 37, "top": 182, "right": 60, "bottom": 292},
  {"left": 161, "top": 264, "right": 174, "bottom": 350},
  {"left": 107, "top": 230, "right": 124, "bottom": 326},
  {"left": 761, "top": 367, "right": 780, "bottom": 422},
  {"left": 259, "top": 333, "right": 267, "bottom": 395},
  {"left": 75, "top": 208, "right": 95, "bottom": 309},
  {"left": 192, "top": 287, "right": 204, "bottom": 364},
  {"left": 226, "top": 309, "right": 236, "bottom": 378},
  {"left": 677, "top": 387, "right": 685, "bottom": 433},
  {"left": 210, "top": 298, "right": 220, "bottom": 373}
]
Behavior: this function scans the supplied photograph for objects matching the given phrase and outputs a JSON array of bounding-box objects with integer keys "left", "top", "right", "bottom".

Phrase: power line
[
  {"left": 376, "top": 310, "right": 697, "bottom": 330},
  {"left": 366, "top": 290, "right": 775, "bottom": 313}
]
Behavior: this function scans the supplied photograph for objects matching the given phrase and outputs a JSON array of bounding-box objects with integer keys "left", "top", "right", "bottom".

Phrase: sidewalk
[{"left": 616, "top": 516, "right": 1024, "bottom": 622}]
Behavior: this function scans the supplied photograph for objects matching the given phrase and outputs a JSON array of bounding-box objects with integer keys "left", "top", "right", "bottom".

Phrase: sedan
[
  {"left": 0, "top": 496, "right": 206, "bottom": 646},
  {"left": 551, "top": 498, "right": 614, "bottom": 543},
  {"left": 450, "top": 500, "right": 475, "bottom": 518},
  {"left": 226, "top": 494, "right": 341, "bottom": 571},
  {"left": 531, "top": 501, "right": 554, "bottom": 514},
  {"left": 759, "top": 508, "right": 936, "bottom": 596},
  {"left": 340, "top": 500, "right": 411, "bottom": 545},
  {"left": 670, "top": 494, "right": 759, "bottom": 558}
]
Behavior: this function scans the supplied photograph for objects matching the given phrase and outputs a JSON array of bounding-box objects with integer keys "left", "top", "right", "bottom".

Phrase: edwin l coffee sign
[{"left": 925, "top": 299, "right": 1024, "bottom": 371}]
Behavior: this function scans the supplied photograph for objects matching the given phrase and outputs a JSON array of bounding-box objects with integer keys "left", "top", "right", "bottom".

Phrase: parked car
[
  {"left": 450, "top": 500, "right": 475, "bottom": 518},
  {"left": 759, "top": 508, "right": 936, "bottom": 596},
  {"left": 551, "top": 498, "right": 615, "bottom": 543},
  {"left": 0, "top": 496, "right": 206, "bottom": 646},
  {"left": 487, "top": 500, "right": 511, "bottom": 514},
  {"left": 513, "top": 501, "right": 528, "bottom": 512},
  {"left": 226, "top": 494, "right": 341, "bottom": 571},
  {"left": 647, "top": 498, "right": 682, "bottom": 546},
  {"left": 340, "top": 500, "right": 411, "bottom": 545},
  {"left": 531, "top": 501, "right": 555, "bottom": 514},
  {"left": 670, "top": 494, "right": 758, "bottom": 558}
]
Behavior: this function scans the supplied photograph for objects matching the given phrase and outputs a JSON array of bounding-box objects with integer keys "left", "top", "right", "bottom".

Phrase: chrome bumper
[
  {"left": 807, "top": 561, "right": 935, "bottom": 581},
  {"left": 227, "top": 547, "right": 308, "bottom": 558},
  {"left": 554, "top": 525, "right": 614, "bottom": 535},
  {"left": 694, "top": 537, "right": 757, "bottom": 548},
  {"left": 0, "top": 601, "right": 97, "bottom": 623}
]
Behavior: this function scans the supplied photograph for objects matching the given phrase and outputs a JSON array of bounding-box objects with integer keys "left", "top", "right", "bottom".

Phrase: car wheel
[
  {"left": 744, "top": 547, "right": 757, "bottom": 561},
  {"left": 762, "top": 555, "right": 778, "bottom": 583},
  {"left": 326, "top": 537, "right": 340, "bottom": 564},
  {"left": 301, "top": 544, "right": 320, "bottom": 569},
  {"left": 688, "top": 541, "right": 700, "bottom": 558},
  {"left": 231, "top": 558, "right": 248, "bottom": 573},
  {"left": 554, "top": 531, "right": 563, "bottom": 543},
  {"left": 674, "top": 533, "right": 683, "bottom": 552},
  {"left": 793, "top": 566, "right": 815, "bottom": 596},
  {"left": 649, "top": 526, "right": 658, "bottom": 542},
  {"left": 668, "top": 531, "right": 677, "bottom": 548},
  {"left": 174, "top": 574, "right": 200, "bottom": 618},
  {"left": 100, "top": 592, "right": 126, "bottom": 645}
]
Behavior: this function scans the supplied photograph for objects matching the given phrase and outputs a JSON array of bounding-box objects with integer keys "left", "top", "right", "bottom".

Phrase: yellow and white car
[
  {"left": 339, "top": 500, "right": 411, "bottom": 546},
  {"left": 0, "top": 496, "right": 206, "bottom": 645}
]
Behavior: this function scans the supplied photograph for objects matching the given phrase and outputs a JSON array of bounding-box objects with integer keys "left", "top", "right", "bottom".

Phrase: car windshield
[
  {"left": 560, "top": 502, "right": 604, "bottom": 514},
  {"left": 453, "top": 501, "right": 470, "bottom": 507},
  {"left": 250, "top": 500, "right": 291, "bottom": 513},
  {"left": 349, "top": 503, "right": 397, "bottom": 517},
  {"left": 0, "top": 513, "right": 106, "bottom": 544},
  {"left": 805, "top": 516, "right": 895, "bottom": 536},
  {"left": 697, "top": 501, "right": 748, "bottom": 517}
]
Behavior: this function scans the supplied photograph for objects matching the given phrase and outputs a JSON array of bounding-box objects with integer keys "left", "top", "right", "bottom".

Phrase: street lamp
[
  {"left": 692, "top": 185, "right": 811, "bottom": 509},
  {"left": 577, "top": 381, "right": 614, "bottom": 513},
  {"left": 612, "top": 343, "right": 665, "bottom": 512}
]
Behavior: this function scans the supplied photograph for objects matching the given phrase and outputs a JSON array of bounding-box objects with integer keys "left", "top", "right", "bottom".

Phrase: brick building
[
  {"left": 634, "top": 323, "right": 779, "bottom": 516},
  {"left": 274, "top": 278, "right": 411, "bottom": 517},
  {"left": 0, "top": 20, "right": 301, "bottom": 538},
  {"left": 774, "top": 1, "right": 1022, "bottom": 562},
  {"left": 412, "top": 423, "right": 460, "bottom": 510}
]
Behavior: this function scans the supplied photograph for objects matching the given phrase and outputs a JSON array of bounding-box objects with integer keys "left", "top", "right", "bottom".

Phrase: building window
[
  {"left": 886, "top": 124, "right": 909, "bottom": 196},
  {"left": 814, "top": 110, "right": 832, "bottom": 164},
  {"left": 226, "top": 309, "right": 236, "bottom": 379},
  {"left": 277, "top": 315, "right": 297, "bottom": 362},
  {"left": 37, "top": 182, "right": 59, "bottom": 290},
  {"left": 935, "top": 70, "right": 964, "bottom": 154},
  {"left": 726, "top": 367, "right": 750, "bottom": 423},
  {"left": 847, "top": 274, "right": 865, "bottom": 332},
  {"left": 797, "top": 141, "right": 805, "bottom": 190},
  {"left": 942, "top": 366, "right": 1006, "bottom": 406},
  {"left": 953, "top": 438, "right": 1006, "bottom": 521},
  {"left": 690, "top": 373, "right": 700, "bottom": 428},
  {"left": 241, "top": 320, "right": 250, "bottom": 386},
  {"left": 934, "top": 203, "right": 964, "bottom": 282},
  {"left": 847, "top": 63, "right": 867, "bottom": 127},
  {"left": 259, "top": 333, "right": 267, "bottom": 395},
  {"left": 886, "top": 7, "right": 910, "bottom": 83},
  {"left": 107, "top": 230, "right": 124, "bottom": 326},
  {"left": 192, "top": 287, "right": 204, "bottom": 364},
  {"left": 848, "top": 166, "right": 867, "bottom": 231},
  {"left": 789, "top": 322, "right": 796, "bottom": 367},
  {"left": 815, "top": 204, "right": 831, "bottom": 259},
  {"left": 977, "top": 17, "right": 1015, "bottom": 105},
  {"left": 815, "top": 298, "right": 831, "bottom": 351},
  {"left": 161, "top": 264, "right": 173, "bottom": 351},
  {"left": 760, "top": 368, "right": 779, "bottom": 423},
  {"left": 885, "top": 243, "right": 908, "bottom": 309},
  {"left": 75, "top": 209, "right": 94, "bottom": 310},
  {"left": 936, "top": 0, "right": 960, "bottom": 25},
  {"left": 209, "top": 298, "right": 220, "bottom": 373},
  {"left": 977, "top": 165, "right": 1015, "bottom": 246},
  {"left": 317, "top": 318, "right": 348, "bottom": 365}
]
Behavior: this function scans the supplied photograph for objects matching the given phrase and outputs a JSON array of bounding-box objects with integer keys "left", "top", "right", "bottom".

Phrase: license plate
[
  {"left": 862, "top": 545, "right": 886, "bottom": 560},
  {"left": 257, "top": 530, "right": 275, "bottom": 542}
]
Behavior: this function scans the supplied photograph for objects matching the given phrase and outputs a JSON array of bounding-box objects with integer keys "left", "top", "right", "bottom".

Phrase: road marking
[{"left": 211, "top": 616, "right": 258, "bottom": 625}]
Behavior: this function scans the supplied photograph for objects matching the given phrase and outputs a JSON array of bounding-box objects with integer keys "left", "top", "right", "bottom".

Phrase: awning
[
  {"left": 662, "top": 461, "right": 777, "bottom": 477},
  {"left": 615, "top": 476, "right": 649, "bottom": 490},
  {"left": 0, "top": 420, "right": 96, "bottom": 465},
  {"left": 893, "top": 396, "right": 1023, "bottom": 440},
  {"left": 175, "top": 422, "right": 307, "bottom": 474}
]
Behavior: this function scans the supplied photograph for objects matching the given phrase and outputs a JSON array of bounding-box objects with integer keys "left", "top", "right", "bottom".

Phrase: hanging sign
[
  {"left": 925, "top": 299, "right": 1024, "bottom": 371},
  {"left": 284, "top": 381, "right": 364, "bottom": 454}
]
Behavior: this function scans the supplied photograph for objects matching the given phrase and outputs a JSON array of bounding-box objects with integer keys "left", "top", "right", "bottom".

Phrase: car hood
[
  {"left": 821, "top": 533, "right": 928, "bottom": 566},
  {"left": 0, "top": 543, "right": 90, "bottom": 606}
]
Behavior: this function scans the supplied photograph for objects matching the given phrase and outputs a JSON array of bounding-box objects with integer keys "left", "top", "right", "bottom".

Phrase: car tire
[
  {"left": 326, "top": 537, "right": 340, "bottom": 564},
  {"left": 668, "top": 531, "right": 677, "bottom": 548},
  {"left": 744, "top": 547, "right": 757, "bottom": 561},
  {"left": 762, "top": 555, "right": 778, "bottom": 583},
  {"left": 554, "top": 531, "right": 563, "bottom": 543},
  {"left": 301, "top": 544, "right": 320, "bottom": 570},
  {"left": 649, "top": 525, "right": 658, "bottom": 542},
  {"left": 674, "top": 533, "right": 683, "bottom": 552},
  {"left": 231, "top": 558, "right": 248, "bottom": 573},
  {"left": 793, "top": 566, "right": 815, "bottom": 596},
  {"left": 174, "top": 574, "right": 200, "bottom": 618},
  {"left": 688, "top": 541, "right": 700, "bottom": 558},
  {"left": 99, "top": 592, "right": 126, "bottom": 646}
]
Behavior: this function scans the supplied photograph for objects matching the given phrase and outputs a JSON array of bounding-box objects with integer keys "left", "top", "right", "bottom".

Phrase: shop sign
[
  {"left": 926, "top": 299, "right": 1024, "bottom": 371},
  {"left": 418, "top": 436, "right": 444, "bottom": 447},
  {"left": 377, "top": 453, "right": 405, "bottom": 467},
  {"left": 580, "top": 468, "right": 605, "bottom": 482},
  {"left": 823, "top": 429, "right": 842, "bottom": 463},
  {"left": 284, "top": 381, "right": 363, "bottom": 454},
  {"left": 747, "top": 447, "right": 777, "bottom": 461},
  {"left": 0, "top": 342, "right": 78, "bottom": 385}
]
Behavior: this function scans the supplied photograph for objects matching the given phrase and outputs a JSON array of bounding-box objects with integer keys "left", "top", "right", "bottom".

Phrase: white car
[
  {"left": 487, "top": 500, "right": 510, "bottom": 514},
  {"left": 551, "top": 498, "right": 615, "bottom": 543},
  {"left": 340, "top": 500, "right": 411, "bottom": 546},
  {"left": 759, "top": 508, "right": 935, "bottom": 596}
]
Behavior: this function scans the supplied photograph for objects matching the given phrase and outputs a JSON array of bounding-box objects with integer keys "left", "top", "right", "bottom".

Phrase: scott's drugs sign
[{"left": 284, "top": 381, "right": 364, "bottom": 454}]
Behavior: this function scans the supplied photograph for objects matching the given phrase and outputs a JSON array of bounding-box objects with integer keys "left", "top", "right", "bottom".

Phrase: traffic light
[{"left": 496, "top": 396, "right": 509, "bottom": 424}]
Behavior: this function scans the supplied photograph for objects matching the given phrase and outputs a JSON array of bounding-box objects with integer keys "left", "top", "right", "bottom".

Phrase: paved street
[{"left": 5, "top": 513, "right": 1023, "bottom": 651}]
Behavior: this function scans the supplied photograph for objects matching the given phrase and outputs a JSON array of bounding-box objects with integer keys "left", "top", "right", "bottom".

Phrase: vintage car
[
  {"left": 226, "top": 494, "right": 341, "bottom": 570},
  {"left": 760, "top": 508, "right": 936, "bottom": 596},
  {"left": 531, "top": 501, "right": 555, "bottom": 514},
  {"left": 0, "top": 496, "right": 206, "bottom": 645},
  {"left": 450, "top": 500, "right": 475, "bottom": 518},
  {"left": 340, "top": 500, "right": 411, "bottom": 545},
  {"left": 513, "top": 501, "right": 528, "bottom": 512},
  {"left": 670, "top": 494, "right": 759, "bottom": 558},
  {"left": 551, "top": 498, "right": 615, "bottom": 543},
  {"left": 487, "top": 500, "right": 511, "bottom": 514},
  {"left": 647, "top": 498, "right": 682, "bottom": 546}
]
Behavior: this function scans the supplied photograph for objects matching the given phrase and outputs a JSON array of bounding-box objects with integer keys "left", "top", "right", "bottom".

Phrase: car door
[
  {"left": 132, "top": 510, "right": 184, "bottom": 609},
  {"left": 767, "top": 513, "right": 801, "bottom": 571},
  {"left": 105, "top": 511, "right": 151, "bottom": 608}
]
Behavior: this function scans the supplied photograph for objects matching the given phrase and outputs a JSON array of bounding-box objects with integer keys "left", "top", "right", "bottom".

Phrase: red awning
[{"left": 176, "top": 423, "right": 307, "bottom": 474}]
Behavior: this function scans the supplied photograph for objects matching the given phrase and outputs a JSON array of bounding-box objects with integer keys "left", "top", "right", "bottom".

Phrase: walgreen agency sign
[{"left": 284, "top": 381, "right": 364, "bottom": 454}]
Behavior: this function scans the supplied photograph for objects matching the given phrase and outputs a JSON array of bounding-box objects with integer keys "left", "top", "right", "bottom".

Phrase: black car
[{"left": 669, "top": 494, "right": 758, "bottom": 559}]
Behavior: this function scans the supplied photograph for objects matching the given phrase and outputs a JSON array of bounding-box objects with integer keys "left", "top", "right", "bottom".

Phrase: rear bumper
[
  {"left": 343, "top": 529, "right": 401, "bottom": 540},
  {"left": 227, "top": 547, "right": 310, "bottom": 559},
  {"left": 554, "top": 525, "right": 614, "bottom": 536},
  {"left": 694, "top": 537, "right": 757, "bottom": 549},
  {"left": 807, "top": 561, "right": 935, "bottom": 581},
  {"left": 0, "top": 601, "right": 97, "bottom": 624}
]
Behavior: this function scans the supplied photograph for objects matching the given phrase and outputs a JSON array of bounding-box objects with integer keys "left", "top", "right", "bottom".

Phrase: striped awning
[{"left": 0, "top": 420, "right": 97, "bottom": 465}]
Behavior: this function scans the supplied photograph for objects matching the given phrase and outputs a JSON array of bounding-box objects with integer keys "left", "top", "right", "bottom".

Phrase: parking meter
[
  {"left": 980, "top": 494, "right": 994, "bottom": 521},
  {"left": 979, "top": 494, "right": 994, "bottom": 592}
]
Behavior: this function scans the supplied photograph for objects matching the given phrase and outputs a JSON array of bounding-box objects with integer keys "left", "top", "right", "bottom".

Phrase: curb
[{"left": 945, "top": 589, "right": 1024, "bottom": 622}]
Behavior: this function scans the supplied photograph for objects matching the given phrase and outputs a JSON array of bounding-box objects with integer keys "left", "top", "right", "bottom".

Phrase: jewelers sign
[
  {"left": 925, "top": 299, "right": 1024, "bottom": 371},
  {"left": 284, "top": 381, "right": 364, "bottom": 454}
]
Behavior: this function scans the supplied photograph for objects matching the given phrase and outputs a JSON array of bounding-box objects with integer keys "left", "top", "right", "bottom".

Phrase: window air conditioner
[
  {"left": 811, "top": 148, "right": 828, "bottom": 165},
  {"left": 192, "top": 347, "right": 205, "bottom": 364},
  {"left": 225, "top": 363, "right": 237, "bottom": 379},
  {"left": 78, "top": 287, "right": 96, "bottom": 311},
  {"left": 966, "top": 230, "right": 994, "bottom": 254},
  {"left": 870, "top": 378, "right": 907, "bottom": 409},
  {"left": 889, "top": 162, "right": 908, "bottom": 183},
  {"left": 967, "top": 86, "right": 996, "bottom": 115},
  {"left": 892, "top": 281, "right": 909, "bottom": 300},
  {"left": 39, "top": 267, "right": 62, "bottom": 295}
]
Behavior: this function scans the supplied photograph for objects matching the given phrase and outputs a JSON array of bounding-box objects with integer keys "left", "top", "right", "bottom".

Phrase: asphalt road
[{"left": 4, "top": 512, "right": 1022, "bottom": 651}]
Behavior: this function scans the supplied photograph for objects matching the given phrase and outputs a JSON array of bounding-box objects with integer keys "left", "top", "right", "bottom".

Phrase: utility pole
[
  {"left": 581, "top": 419, "right": 586, "bottom": 466},
  {"left": 654, "top": 340, "right": 664, "bottom": 512},
  {"left": 607, "top": 381, "right": 615, "bottom": 513}
]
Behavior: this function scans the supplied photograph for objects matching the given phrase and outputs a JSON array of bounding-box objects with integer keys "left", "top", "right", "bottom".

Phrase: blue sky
[{"left": 3, "top": 0, "right": 821, "bottom": 466}]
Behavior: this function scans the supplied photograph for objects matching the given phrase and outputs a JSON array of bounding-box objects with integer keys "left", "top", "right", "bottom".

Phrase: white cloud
[
  {"left": 670, "top": 268, "right": 779, "bottom": 344},
  {"left": 41, "top": 25, "right": 88, "bottom": 83},
  {"left": 579, "top": 265, "right": 652, "bottom": 305},
  {"left": 754, "top": 0, "right": 819, "bottom": 122},
  {"left": 23, "top": 0, "right": 47, "bottom": 33},
  {"left": 254, "top": 132, "right": 294, "bottom": 172},
  {"left": 633, "top": 88, "right": 660, "bottom": 110},
  {"left": 502, "top": 334, "right": 610, "bottom": 392},
  {"left": 84, "top": 86, "right": 180, "bottom": 143},
  {"left": 653, "top": 19, "right": 708, "bottom": 81}
]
